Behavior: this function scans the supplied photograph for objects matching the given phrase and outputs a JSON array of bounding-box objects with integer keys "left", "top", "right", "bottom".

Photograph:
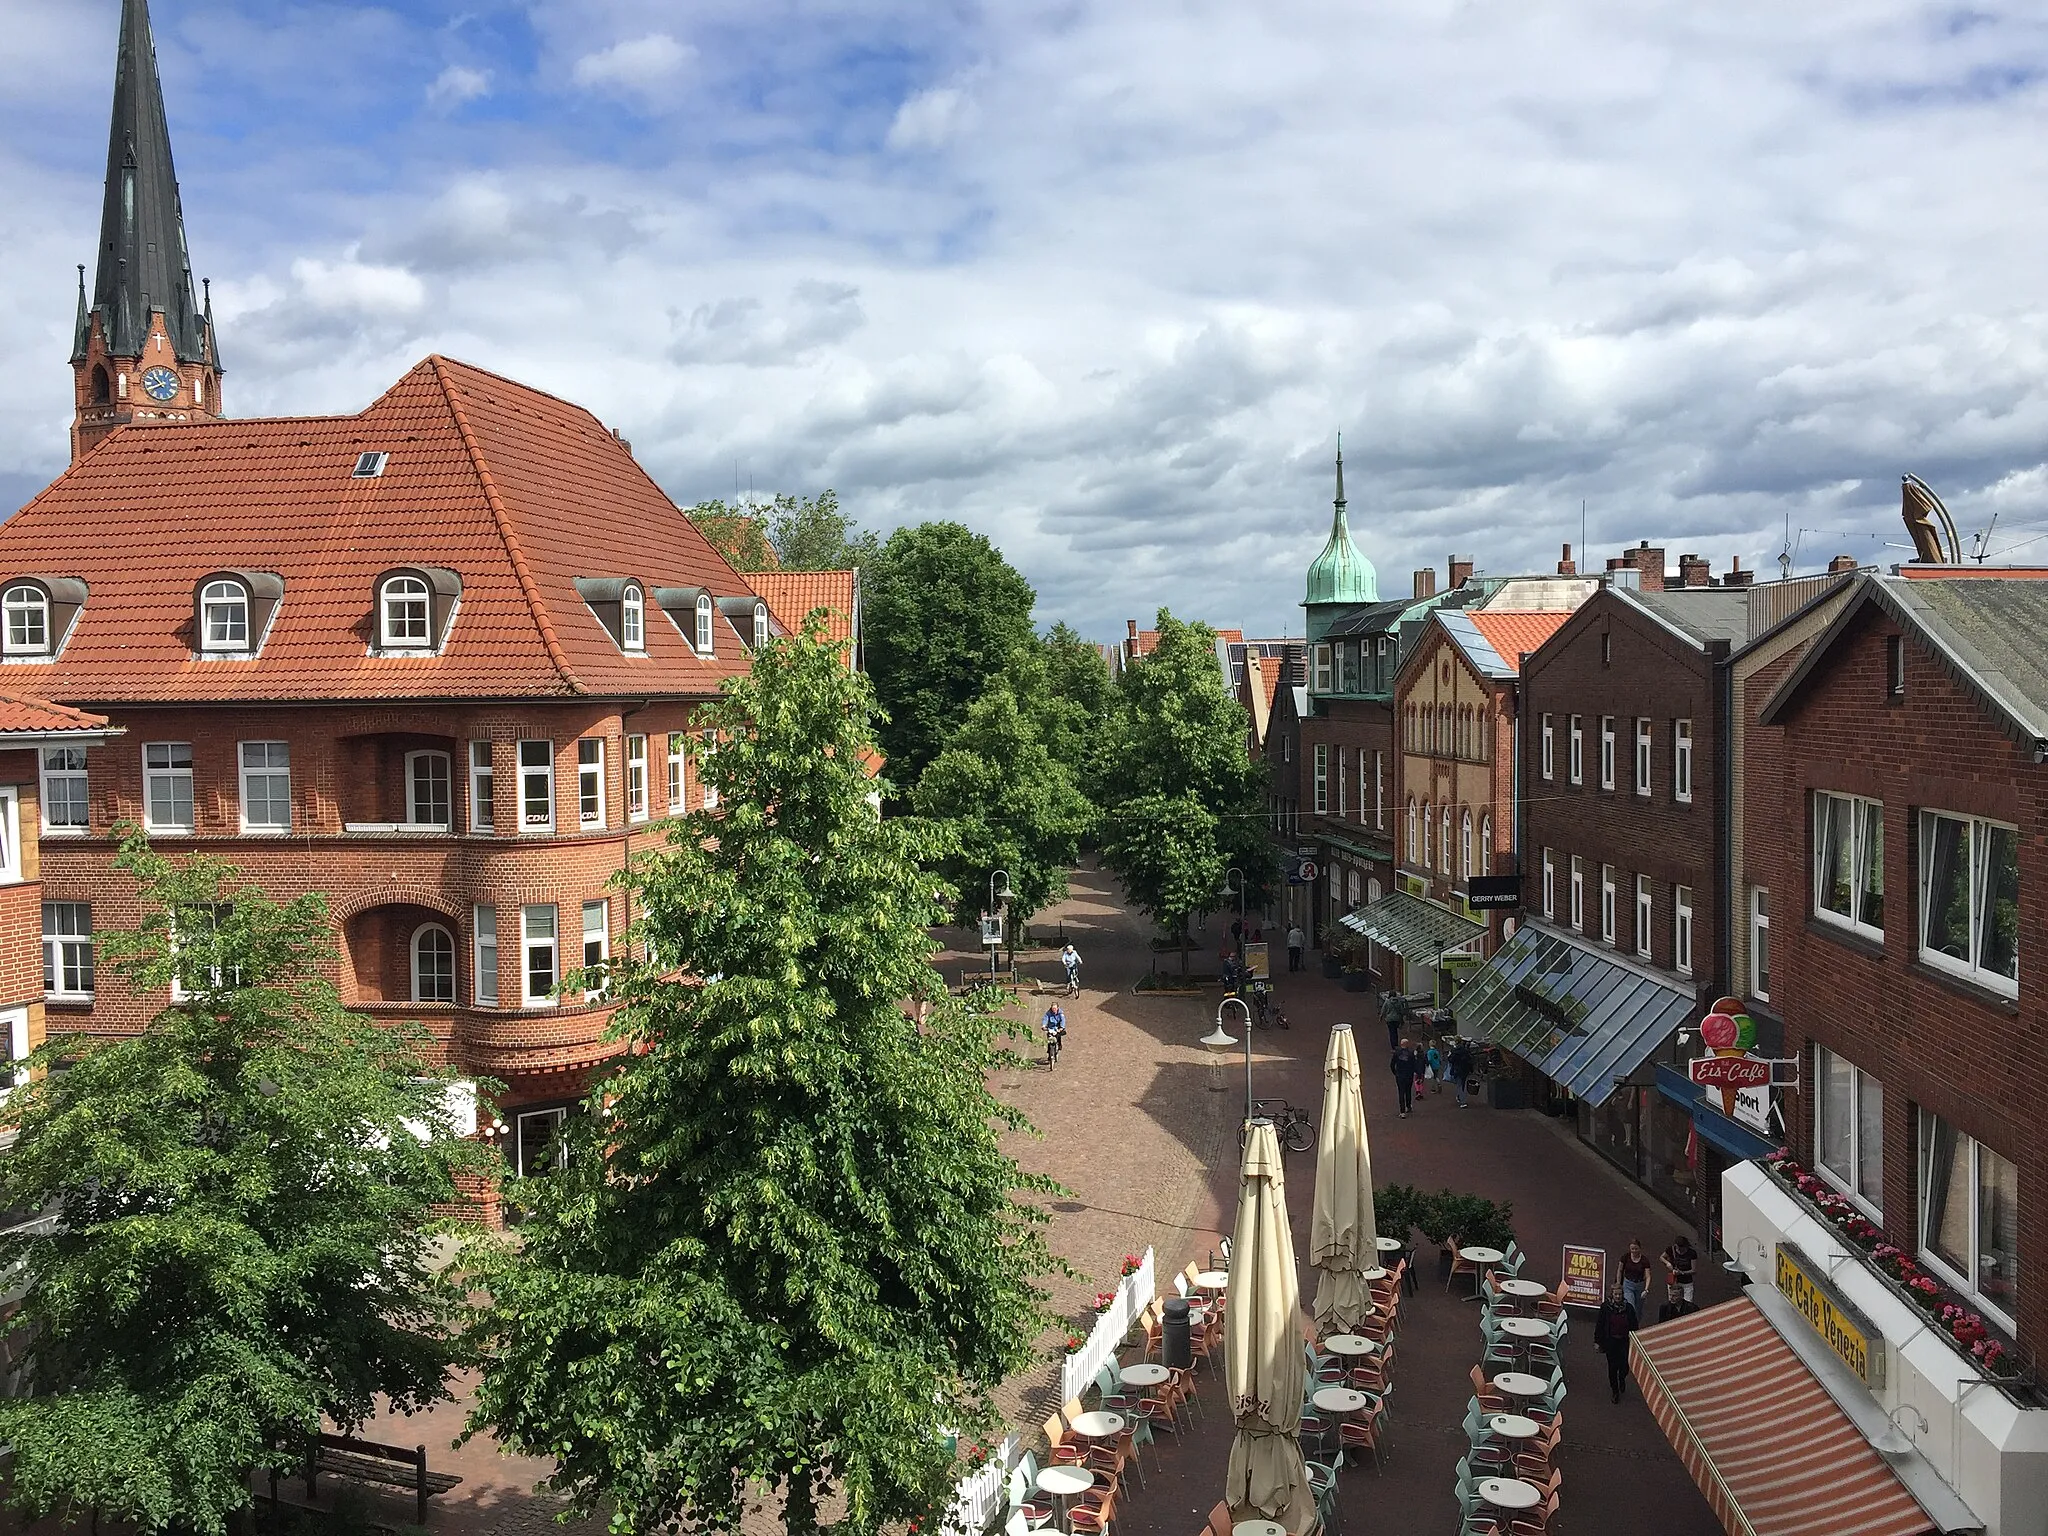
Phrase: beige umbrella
[
  {"left": 1225, "top": 1119, "right": 1317, "bottom": 1535},
  {"left": 1309, "top": 1021, "right": 1378, "bottom": 1334}
]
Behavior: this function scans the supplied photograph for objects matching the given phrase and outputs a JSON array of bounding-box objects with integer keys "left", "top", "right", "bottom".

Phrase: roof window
[
  {"left": 352, "top": 452, "right": 389, "bottom": 479},
  {"left": 0, "top": 577, "right": 87, "bottom": 662}
]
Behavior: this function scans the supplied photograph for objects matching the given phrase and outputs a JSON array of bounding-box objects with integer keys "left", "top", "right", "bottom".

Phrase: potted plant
[
  {"left": 1375, "top": 1183, "right": 1420, "bottom": 1251},
  {"left": 1413, "top": 1189, "right": 1455, "bottom": 1277}
]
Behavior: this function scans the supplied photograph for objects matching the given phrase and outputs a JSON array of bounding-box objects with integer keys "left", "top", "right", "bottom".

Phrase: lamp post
[
  {"left": 988, "top": 870, "right": 1012, "bottom": 972},
  {"left": 1202, "top": 995, "right": 1255, "bottom": 1125},
  {"left": 1721, "top": 1234, "right": 1767, "bottom": 1283},
  {"left": 1220, "top": 866, "right": 1246, "bottom": 964}
]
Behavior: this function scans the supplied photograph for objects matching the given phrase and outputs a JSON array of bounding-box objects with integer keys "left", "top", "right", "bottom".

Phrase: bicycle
[{"left": 1244, "top": 1098, "right": 1316, "bottom": 1154}]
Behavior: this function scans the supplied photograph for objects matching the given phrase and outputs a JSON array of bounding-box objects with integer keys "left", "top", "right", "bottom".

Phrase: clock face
[{"left": 141, "top": 366, "right": 179, "bottom": 402}]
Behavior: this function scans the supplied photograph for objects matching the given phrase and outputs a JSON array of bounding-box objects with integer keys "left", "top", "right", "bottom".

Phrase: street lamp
[
  {"left": 1219, "top": 867, "right": 1246, "bottom": 960},
  {"left": 987, "top": 870, "right": 1013, "bottom": 971},
  {"left": 1202, "top": 995, "right": 1255, "bottom": 1125},
  {"left": 1722, "top": 1235, "right": 1767, "bottom": 1282}
]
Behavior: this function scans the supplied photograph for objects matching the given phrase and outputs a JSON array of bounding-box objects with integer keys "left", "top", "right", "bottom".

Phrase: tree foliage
[
  {"left": 467, "top": 622, "right": 1061, "bottom": 1536},
  {"left": 770, "top": 490, "right": 880, "bottom": 571},
  {"left": 912, "top": 673, "right": 1093, "bottom": 930},
  {"left": 685, "top": 497, "right": 778, "bottom": 572},
  {"left": 0, "top": 833, "right": 486, "bottom": 1535},
  {"left": 1098, "top": 792, "right": 1221, "bottom": 975},
  {"left": 1014, "top": 623, "right": 1115, "bottom": 787},
  {"left": 863, "top": 522, "right": 1038, "bottom": 788}
]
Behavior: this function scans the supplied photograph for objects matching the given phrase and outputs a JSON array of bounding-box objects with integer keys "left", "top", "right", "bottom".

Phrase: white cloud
[
  {"left": 289, "top": 257, "right": 426, "bottom": 316},
  {"left": 426, "top": 65, "right": 491, "bottom": 109},
  {"left": 570, "top": 33, "right": 693, "bottom": 96},
  {"left": 887, "top": 85, "right": 968, "bottom": 151}
]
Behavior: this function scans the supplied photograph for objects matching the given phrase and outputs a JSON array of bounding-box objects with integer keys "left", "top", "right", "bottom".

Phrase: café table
[
  {"left": 1321, "top": 1333, "right": 1379, "bottom": 1358},
  {"left": 1118, "top": 1363, "right": 1171, "bottom": 1389},
  {"left": 1312, "top": 1386, "right": 1370, "bottom": 1415},
  {"left": 1492, "top": 1371, "right": 1549, "bottom": 1400},
  {"left": 1498, "top": 1315, "right": 1552, "bottom": 1363},
  {"left": 1035, "top": 1464, "right": 1094, "bottom": 1524},
  {"left": 1487, "top": 1413, "right": 1541, "bottom": 1441},
  {"left": 1068, "top": 1411, "right": 1125, "bottom": 1440},
  {"left": 1194, "top": 1270, "right": 1231, "bottom": 1291},
  {"left": 1234, "top": 1521, "right": 1287, "bottom": 1536},
  {"left": 1497, "top": 1277, "right": 1549, "bottom": 1300},
  {"left": 1478, "top": 1477, "right": 1541, "bottom": 1513},
  {"left": 1457, "top": 1245, "right": 1506, "bottom": 1300},
  {"left": 1374, "top": 1235, "right": 1405, "bottom": 1254},
  {"left": 1359, "top": 1266, "right": 1389, "bottom": 1282}
]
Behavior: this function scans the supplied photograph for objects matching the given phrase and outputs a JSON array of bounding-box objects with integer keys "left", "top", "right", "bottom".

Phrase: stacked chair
[{"left": 1455, "top": 1270, "right": 1566, "bottom": 1536}]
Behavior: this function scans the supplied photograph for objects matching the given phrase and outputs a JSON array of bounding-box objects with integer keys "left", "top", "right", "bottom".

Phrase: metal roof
[
  {"left": 1452, "top": 921, "right": 1695, "bottom": 1106},
  {"left": 1339, "top": 889, "right": 1484, "bottom": 965}
]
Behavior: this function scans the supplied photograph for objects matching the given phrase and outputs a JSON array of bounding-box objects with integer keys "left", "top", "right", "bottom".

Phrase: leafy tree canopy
[
  {"left": 1009, "top": 623, "right": 1115, "bottom": 786},
  {"left": 0, "top": 834, "right": 486, "bottom": 1536},
  {"left": 770, "top": 490, "right": 880, "bottom": 571},
  {"left": 685, "top": 497, "right": 777, "bottom": 572},
  {"left": 1098, "top": 792, "right": 1221, "bottom": 973},
  {"left": 467, "top": 621, "right": 1061, "bottom": 1536},
  {"left": 864, "top": 521, "right": 1038, "bottom": 787}
]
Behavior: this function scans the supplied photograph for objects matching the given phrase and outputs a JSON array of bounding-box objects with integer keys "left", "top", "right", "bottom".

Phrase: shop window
[
  {"left": 1815, "top": 1046, "right": 1882, "bottom": 1215},
  {"left": 1919, "top": 1110, "right": 2017, "bottom": 1326},
  {"left": 1918, "top": 811, "right": 2018, "bottom": 996},
  {"left": 1813, "top": 791, "right": 1883, "bottom": 937}
]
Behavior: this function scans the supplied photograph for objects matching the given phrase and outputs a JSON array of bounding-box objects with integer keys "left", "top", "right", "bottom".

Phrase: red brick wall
[{"left": 1748, "top": 600, "right": 2048, "bottom": 1351}]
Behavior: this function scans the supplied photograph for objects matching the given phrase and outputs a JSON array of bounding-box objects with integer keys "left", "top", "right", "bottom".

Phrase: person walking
[
  {"left": 1425, "top": 1041, "right": 1445, "bottom": 1086},
  {"left": 1042, "top": 1002, "right": 1066, "bottom": 1067},
  {"left": 1619, "top": 1239, "right": 1652, "bottom": 1322},
  {"left": 1594, "top": 1282, "right": 1639, "bottom": 1402},
  {"left": 1447, "top": 1038, "right": 1474, "bottom": 1108},
  {"left": 1379, "top": 988, "right": 1405, "bottom": 1054},
  {"left": 1060, "top": 942, "right": 1082, "bottom": 994},
  {"left": 1286, "top": 924, "right": 1305, "bottom": 972},
  {"left": 1662, "top": 1234, "right": 1698, "bottom": 1312},
  {"left": 1390, "top": 1039, "right": 1421, "bottom": 1117}
]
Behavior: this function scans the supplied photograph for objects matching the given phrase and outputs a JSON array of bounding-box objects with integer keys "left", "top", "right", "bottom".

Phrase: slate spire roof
[{"left": 78, "top": 0, "right": 209, "bottom": 364}]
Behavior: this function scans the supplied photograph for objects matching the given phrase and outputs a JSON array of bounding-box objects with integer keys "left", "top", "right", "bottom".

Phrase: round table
[
  {"left": 1499, "top": 1317, "right": 1551, "bottom": 1340},
  {"left": 1459, "top": 1245, "right": 1506, "bottom": 1266},
  {"left": 1321, "top": 1334, "right": 1379, "bottom": 1357},
  {"left": 1036, "top": 1463, "right": 1094, "bottom": 1523},
  {"left": 1195, "top": 1270, "right": 1231, "bottom": 1290},
  {"left": 1497, "top": 1277, "right": 1548, "bottom": 1299},
  {"left": 1234, "top": 1522, "right": 1287, "bottom": 1536},
  {"left": 1359, "top": 1266, "right": 1389, "bottom": 1282},
  {"left": 1478, "top": 1478, "right": 1541, "bottom": 1512},
  {"left": 1487, "top": 1413, "right": 1541, "bottom": 1441},
  {"left": 1119, "top": 1362, "right": 1171, "bottom": 1388},
  {"left": 1374, "top": 1235, "right": 1405, "bottom": 1253},
  {"left": 1069, "top": 1411, "right": 1125, "bottom": 1439},
  {"left": 1312, "top": 1386, "right": 1369, "bottom": 1414},
  {"left": 1492, "top": 1371, "right": 1549, "bottom": 1399}
]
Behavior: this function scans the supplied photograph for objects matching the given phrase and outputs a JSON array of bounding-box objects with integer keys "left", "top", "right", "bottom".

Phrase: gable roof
[
  {"left": 1623, "top": 588, "right": 1751, "bottom": 648},
  {"left": 1448, "top": 610, "right": 1575, "bottom": 679},
  {"left": 1759, "top": 574, "right": 2048, "bottom": 749},
  {"left": 749, "top": 570, "right": 858, "bottom": 647},
  {"left": 0, "top": 356, "right": 756, "bottom": 703}
]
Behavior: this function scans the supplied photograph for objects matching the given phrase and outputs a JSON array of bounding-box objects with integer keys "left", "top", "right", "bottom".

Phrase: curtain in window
[
  {"left": 1819, "top": 1051, "right": 1855, "bottom": 1184},
  {"left": 1818, "top": 796, "right": 1854, "bottom": 920},
  {"left": 1922, "top": 1115, "right": 1970, "bottom": 1280},
  {"left": 1856, "top": 1074, "right": 1883, "bottom": 1206},
  {"left": 1979, "top": 1144, "right": 2020, "bottom": 1315},
  {"left": 1980, "top": 824, "right": 2019, "bottom": 982},
  {"left": 1922, "top": 814, "right": 1970, "bottom": 962}
]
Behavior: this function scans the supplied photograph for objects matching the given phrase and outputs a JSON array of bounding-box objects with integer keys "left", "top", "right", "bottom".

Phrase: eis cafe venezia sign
[{"left": 1775, "top": 1239, "right": 1885, "bottom": 1389}]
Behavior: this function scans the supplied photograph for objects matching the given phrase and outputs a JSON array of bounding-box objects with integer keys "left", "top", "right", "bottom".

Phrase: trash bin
[{"left": 1162, "top": 1296, "right": 1193, "bottom": 1370}]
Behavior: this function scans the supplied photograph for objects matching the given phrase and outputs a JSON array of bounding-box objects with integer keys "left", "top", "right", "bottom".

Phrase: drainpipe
[{"left": 1714, "top": 643, "right": 1732, "bottom": 1000}]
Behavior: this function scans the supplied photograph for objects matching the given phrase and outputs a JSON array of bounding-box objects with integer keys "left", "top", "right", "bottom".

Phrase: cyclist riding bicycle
[{"left": 1042, "top": 1002, "right": 1067, "bottom": 1067}]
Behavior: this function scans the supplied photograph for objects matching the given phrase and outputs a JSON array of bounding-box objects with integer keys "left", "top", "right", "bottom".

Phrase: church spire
[
  {"left": 1335, "top": 430, "right": 1345, "bottom": 511},
  {"left": 1303, "top": 433, "right": 1377, "bottom": 617}
]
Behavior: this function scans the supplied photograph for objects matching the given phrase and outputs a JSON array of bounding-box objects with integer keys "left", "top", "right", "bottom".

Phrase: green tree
[
  {"left": 1099, "top": 793, "right": 1221, "bottom": 976},
  {"left": 912, "top": 673, "right": 1093, "bottom": 932},
  {"left": 769, "top": 489, "right": 880, "bottom": 571},
  {"left": 467, "top": 621, "right": 1061, "bottom": 1536},
  {"left": 1012, "top": 623, "right": 1115, "bottom": 787},
  {"left": 0, "top": 833, "right": 487, "bottom": 1535},
  {"left": 686, "top": 497, "right": 775, "bottom": 571}
]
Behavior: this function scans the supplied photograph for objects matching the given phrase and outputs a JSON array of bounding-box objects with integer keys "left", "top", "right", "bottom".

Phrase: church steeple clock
[{"left": 71, "top": 0, "right": 223, "bottom": 461}]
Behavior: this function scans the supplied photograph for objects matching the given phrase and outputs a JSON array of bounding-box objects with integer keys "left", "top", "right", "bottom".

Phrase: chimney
[
  {"left": 1557, "top": 542, "right": 1577, "bottom": 576},
  {"left": 1449, "top": 554, "right": 1475, "bottom": 589},
  {"left": 1678, "top": 553, "right": 1711, "bottom": 587},
  {"left": 1414, "top": 568, "right": 1437, "bottom": 598},
  {"left": 1127, "top": 618, "right": 1139, "bottom": 640},
  {"left": 1606, "top": 556, "right": 1627, "bottom": 571},
  {"left": 1828, "top": 554, "right": 1858, "bottom": 574},
  {"left": 1628, "top": 540, "right": 1666, "bottom": 593},
  {"left": 1722, "top": 556, "right": 1754, "bottom": 588}
]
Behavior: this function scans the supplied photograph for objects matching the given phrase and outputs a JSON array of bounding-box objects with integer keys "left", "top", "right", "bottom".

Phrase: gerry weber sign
[{"left": 1775, "top": 1240, "right": 1885, "bottom": 1389}]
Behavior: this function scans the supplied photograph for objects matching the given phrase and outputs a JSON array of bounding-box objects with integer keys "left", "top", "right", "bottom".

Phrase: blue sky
[{"left": 6, "top": 0, "right": 2048, "bottom": 636}]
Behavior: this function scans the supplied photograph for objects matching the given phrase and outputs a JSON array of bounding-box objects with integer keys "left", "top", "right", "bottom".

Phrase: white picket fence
[
  {"left": 940, "top": 1432, "right": 1019, "bottom": 1536},
  {"left": 1058, "top": 1247, "right": 1156, "bottom": 1406}
]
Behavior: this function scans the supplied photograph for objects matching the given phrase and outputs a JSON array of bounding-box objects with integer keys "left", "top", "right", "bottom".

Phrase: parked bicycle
[{"left": 1243, "top": 1098, "right": 1316, "bottom": 1153}]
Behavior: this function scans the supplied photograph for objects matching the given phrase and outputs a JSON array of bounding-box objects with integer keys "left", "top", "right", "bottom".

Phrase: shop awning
[
  {"left": 1450, "top": 920, "right": 1692, "bottom": 1106},
  {"left": 1632, "top": 1297, "right": 1939, "bottom": 1536},
  {"left": 1338, "top": 890, "right": 1483, "bottom": 966}
]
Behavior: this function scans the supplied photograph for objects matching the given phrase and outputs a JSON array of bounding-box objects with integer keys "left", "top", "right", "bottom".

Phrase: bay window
[
  {"left": 519, "top": 741, "right": 554, "bottom": 832},
  {"left": 1918, "top": 811, "right": 2018, "bottom": 995},
  {"left": 578, "top": 739, "right": 605, "bottom": 828},
  {"left": 522, "top": 904, "right": 558, "bottom": 1004},
  {"left": 1920, "top": 1110, "right": 2018, "bottom": 1325},
  {"left": 1814, "top": 791, "right": 1884, "bottom": 937}
]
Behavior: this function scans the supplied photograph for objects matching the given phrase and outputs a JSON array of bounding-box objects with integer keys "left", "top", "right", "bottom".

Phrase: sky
[{"left": 5, "top": 1, "right": 2048, "bottom": 641}]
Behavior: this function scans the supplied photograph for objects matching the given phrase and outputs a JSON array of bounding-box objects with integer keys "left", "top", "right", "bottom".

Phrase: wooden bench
[{"left": 300, "top": 1433, "right": 462, "bottom": 1524}]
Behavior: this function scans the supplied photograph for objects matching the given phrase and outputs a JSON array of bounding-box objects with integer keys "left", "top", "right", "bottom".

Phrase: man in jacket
[
  {"left": 1389, "top": 1039, "right": 1421, "bottom": 1117},
  {"left": 1593, "top": 1281, "right": 1638, "bottom": 1402},
  {"left": 1447, "top": 1038, "right": 1475, "bottom": 1108},
  {"left": 1286, "top": 924, "right": 1305, "bottom": 972}
]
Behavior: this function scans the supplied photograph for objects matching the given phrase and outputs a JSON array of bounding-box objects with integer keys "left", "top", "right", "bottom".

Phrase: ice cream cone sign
[{"left": 1692, "top": 996, "right": 1764, "bottom": 1116}]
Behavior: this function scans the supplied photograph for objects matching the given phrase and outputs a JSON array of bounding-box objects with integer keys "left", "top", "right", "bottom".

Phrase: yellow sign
[{"left": 1775, "top": 1241, "right": 1884, "bottom": 1388}]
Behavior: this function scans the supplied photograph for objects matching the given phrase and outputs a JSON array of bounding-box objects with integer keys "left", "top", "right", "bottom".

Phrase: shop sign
[
  {"left": 1465, "top": 874, "right": 1522, "bottom": 910},
  {"left": 1775, "top": 1240, "right": 1885, "bottom": 1389},
  {"left": 1688, "top": 1055, "right": 1772, "bottom": 1090},
  {"left": 1560, "top": 1244, "right": 1606, "bottom": 1308},
  {"left": 1289, "top": 857, "right": 1320, "bottom": 885}
]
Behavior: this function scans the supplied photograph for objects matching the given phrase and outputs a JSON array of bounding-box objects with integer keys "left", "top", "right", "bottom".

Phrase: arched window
[
  {"left": 1461, "top": 810, "right": 1473, "bottom": 879},
  {"left": 753, "top": 602, "right": 770, "bottom": 649},
  {"left": 406, "top": 749, "right": 452, "bottom": 827},
  {"left": 1422, "top": 802, "right": 1432, "bottom": 865},
  {"left": 2, "top": 585, "right": 49, "bottom": 656},
  {"left": 1406, "top": 800, "right": 1418, "bottom": 860},
  {"left": 200, "top": 579, "right": 248, "bottom": 651},
  {"left": 412, "top": 924, "right": 455, "bottom": 1003},
  {"left": 1481, "top": 815, "right": 1492, "bottom": 875},
  {"left": 90, "top": 366, "right": 111, "bottom": 405},
  {"left": 694, "top": 593, "right": 714, "bottom": 654},
  {"left": 621, "top": 583, "right": 645, "bottom": 651},
  {"left": 380, "top": 575, "right": 431, "bottom": 649},
  {"left": 1440, "top": 807, "right": 1451, "bottom": 873}
]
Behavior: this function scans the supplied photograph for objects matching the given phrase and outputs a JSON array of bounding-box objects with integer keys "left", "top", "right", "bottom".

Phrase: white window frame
[
  {"left": 1568, "top": 715, "right": 1583, "bottom": 785},
  {"left": 1373, "top": 750, "right": 1384, "bottom": 828},
  {"left": 1460, "top": 811, "right": 1473, "bottom": 880},
  {"left": 517, "top": 1106, "right": 569, "bottom": 1175},
  {"left": 1542, "top": 849, "right": 1555, "bottom": 918},
  {"left": 143, "top": 742, "right": 194, "bottom": 833},
  {"left": 469, "top": 740, "right": 494, "bottom": 833},
  {"left": 1439, "top": 806, "right": 1451, "bottom": 874},
  {"left": 700, "top": 731, "right": 718, "bottom": 809},
  {"left": 1599, "top": 716, "right": 1615, "bottom": 790},
  {"left": 626, "top": 734, "right": 649, "bottom": 822},
  {"left": 42, "top": 901, "right": 92, "bottom": 999},
  {"left": 1337, "top": 747, "right": 1346, "bottom": 817},
  {"left": 1917, "top": 810, "right": 2019, "bottom": 997},
  {"left": 1313, "top": 644, "right": 1333, "bottom": 693},
  {"left": 1540, "top": 714, "right": 1554, "bottom": 780},
  {"left": 1480, "top": 815, "right": 1491, "bottom": 876},
  {"left": 519, "top": 740, "right": 555, "bottom": 833},
  {"left": 404, "top": 748, "right": 452, "bottom": 830},
  {"left": 1750, "top": 887, "right": 1770, "bottom": 1001},
  {"left": 1422, "top": 802, "right": 1432, "bottom": 866},
  {"left": 694, "top": 593, "right": 715, "bottom": 655},
  {"left": 1674, "top": 719, "right": 1693, "bottom": 803},
  {"left": 1675, "top": 884, "right": 1694, "bottom": 975},
  {"left": 199, "top": 578, "right": 250, "bottom": 652},
  {"left": 474, "top": 904, "right": 498, "bottom": 1006},
  {"left": 1813, "top": 791, "right": 1884, "bottom": 938},
  {"left": 1634, "top": 717, "right": 1651, "bottom": 797},
  {"left": 1600, "top": 865, "right": 1616, "bottom": 946},
  {"left": 578, "top": 739, "right": 606, "bottom": 828},
  {"left": 411, "top": 923, "right": 457, "bottom": 1004},
  {"left": 238, "top": 741, "right": 292, "bottom": 832},
  {"left": 582, "top": 900, "right": 609, "bottom": 1001},
  {"left": 753, "top": 602, "right": 770, "bottom": 649},
  {"left": 1569, "top": 855, "right": 1584, "bottom": 932},
  {"left": 521, "top": 904, "right": 558, "bottom": 1005},
  {"left": 40, "top": 746, "right": 88, "bottom": 833},
  {"left": 1636, "top": 875, "right": 1652, "bottom": 959},
  {"left": 622, "top": 583, "right": 645, "bottom": 651},
  {"left": 1918, "top": 1110, "right": 2019, "bottom": 1328},
  {"left": 1312, "top": 744, "right": 1328, "bottom": 815},
  {"left": 667, "top": 732, "right": 686, "bottom": 812},
  {"left": 1814, "top": 1045, "right": 1882, "bottom": 1217},
  {"left": 380, "top": 575, "right": 432, "bottom": 650},
  {"left": 2, "top": 585, "right": 49, "bottom": 657},
  {"left": 1407, "top": 801, "right": 1419, "bottom": 863}
]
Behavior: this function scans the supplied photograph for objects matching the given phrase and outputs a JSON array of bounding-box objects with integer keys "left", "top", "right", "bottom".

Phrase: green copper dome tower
[{"left": 1303, "top": 438, "right": 1376, "bottom": 637}]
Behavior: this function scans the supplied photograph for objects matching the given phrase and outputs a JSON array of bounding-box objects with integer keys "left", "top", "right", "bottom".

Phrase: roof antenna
[
  {"left": 1778, "top": 510, "right": 1792, "bottom": 580},
  {"left": 1971, "top": 512, "right": 1999, "bottom": 564}
]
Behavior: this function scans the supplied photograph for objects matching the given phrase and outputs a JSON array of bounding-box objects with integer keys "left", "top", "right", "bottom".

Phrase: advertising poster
[
  {"left": 1246, "top": 942, "right": 1270, "bottom": 979},
  {"left": 1561, "top": 1244, "right": 1606, "bottom": 1308}
]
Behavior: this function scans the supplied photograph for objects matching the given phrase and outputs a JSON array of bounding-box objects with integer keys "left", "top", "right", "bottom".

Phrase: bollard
[{"left": 1162, "top": 1296, "right": 1193, "bottom": 1370}]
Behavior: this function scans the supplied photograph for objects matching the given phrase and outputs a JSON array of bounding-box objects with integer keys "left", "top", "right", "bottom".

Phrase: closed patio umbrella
[
  {"left": 1225, "top": 1119, "right": 1317, "bottom": 1535},
  {"left": 1309, "top": 1021, "right": 1378, "bottom": 1334}
]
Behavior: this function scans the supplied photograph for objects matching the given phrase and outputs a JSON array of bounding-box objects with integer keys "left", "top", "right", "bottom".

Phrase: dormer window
[
  {"left": 200, "top": 579, "right": 248, "bottom": 651},
  {"left": 695, "top": 594, "right": 714, "bottom": 654},
  {"left": 622, "top": 583, "right": 645, "bottom": 651},
  {"left": 381, "top": 576, "right": 431, "bottom": 649},
  {"left": 3, "top": 586, "right": 49, "bottom": 656},
  {"left": 352, "top": 452, "right": 389, "bottom": 478},
  {"left": 753, "top": 602, "right": 769, "bottom": 649}
]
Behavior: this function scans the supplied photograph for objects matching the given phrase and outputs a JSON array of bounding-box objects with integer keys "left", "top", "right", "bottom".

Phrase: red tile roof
[
  {"left": 1214, "top": 627, "right": 1246, "bottom": 646},
  {"left": 748, "top": 570, "right": 857, "bottom": 646},
  {"left": 1257, "top": 660, "right": 1282, "bottom": 714},
  {"left": 0, "top": 692, "right": 110, "bottom": 736},
  {"left": 1465, "top": 611, "right": 1574, "bottom": 675},
  {"left": 0, "top": 356, "right": 756, "bottom": 703}
]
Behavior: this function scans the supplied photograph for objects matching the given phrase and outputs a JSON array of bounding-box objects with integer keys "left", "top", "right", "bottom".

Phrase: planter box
[{"left": 1487, "top": 1075, "right": 1525, "bottom": 1111}]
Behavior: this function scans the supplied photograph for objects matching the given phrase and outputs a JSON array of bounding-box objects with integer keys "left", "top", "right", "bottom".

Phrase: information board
[{"left": 1560, "top": 1243, "right": 1606, "bottom": 1308}]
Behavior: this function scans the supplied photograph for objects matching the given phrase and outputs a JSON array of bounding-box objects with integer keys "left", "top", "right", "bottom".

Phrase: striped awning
[{"left": 1631, "top": 1297, "right": 1936, "bottom": 1536}]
